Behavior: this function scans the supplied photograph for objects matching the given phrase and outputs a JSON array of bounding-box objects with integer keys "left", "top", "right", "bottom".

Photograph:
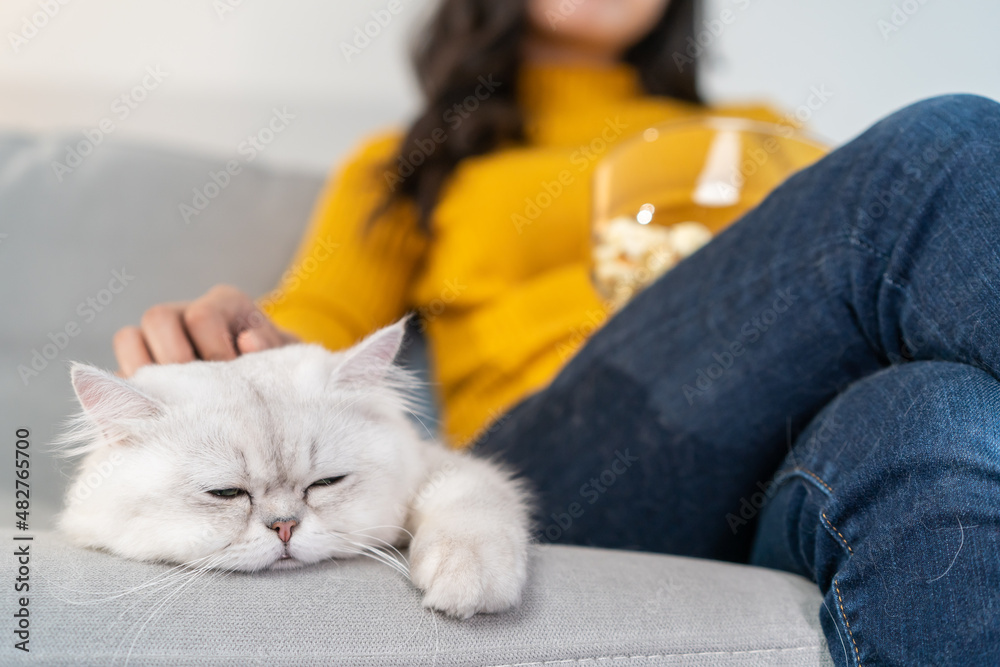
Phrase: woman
[{"left": 113, "top": 0, "right": 1000, "bottom": 664}]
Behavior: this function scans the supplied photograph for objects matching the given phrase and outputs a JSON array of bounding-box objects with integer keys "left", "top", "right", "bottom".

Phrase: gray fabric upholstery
[
  {"left": 5, "top": 532, "right": 830, "bottom": 666},
  {"left": 0, "top": 132, "right": 829, "bottom": 665},
  {"left": 0, "top": 132, "right": 324, "bottom": 522}
]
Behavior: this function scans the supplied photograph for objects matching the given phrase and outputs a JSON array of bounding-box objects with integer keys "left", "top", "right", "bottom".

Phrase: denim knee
[
  {"left": 756, "top": 361, "right": 1000, "bottom": 575},
  {"left": 778, "top": 362, "right": 1000, "bottom": 667},
  {"left": 888, "top": 93, "right": 999, "bottom": 133},
  {"left": 877, "top": 94, "right": 1000, "bottom": 164},
  {"left": 846, "top": 93, "right": 999, "bottom": 252},
  {"left": 811, "top": 361, "right": 1000, "bottom": 477}
]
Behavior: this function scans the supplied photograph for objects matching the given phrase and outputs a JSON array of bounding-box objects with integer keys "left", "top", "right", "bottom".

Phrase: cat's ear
[
  {"left": 70, "top": 364, "right": 163, "bottom": 431},
  {"left": 335, "top": 319, "right": 407, "bottom": 385}
]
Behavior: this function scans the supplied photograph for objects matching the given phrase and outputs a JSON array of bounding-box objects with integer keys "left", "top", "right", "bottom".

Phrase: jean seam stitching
[
  {"left": 821, "top": 511, "right": 854, "bottom": 556},
  {"left": 882, "top": 275, "right": 906, "bottom": 290},
  {"left": 773, "top": 467, "right": 836, "bottom": 499},
  {"left": 794, "top": 467, "right": 835, "bottom": 494},
  {"left": 840, "top": 229, "right": 914, "bottom": 297},
  {"left": 776, "top": 469, "right": 862, "bottom": 666},
  {"left": 834, "top": 578, "right": 863, "bottom": 667},
  {"left": 843, "top": 230, "right": 892, "bottom": 263}
]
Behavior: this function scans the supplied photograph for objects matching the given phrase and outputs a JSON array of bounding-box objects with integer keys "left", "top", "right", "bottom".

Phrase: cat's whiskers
[
  {"left": 350, "top": 524, "right": 416, "bottom": 543},
  {"left": 113, "top": 553, "right": 231, "bottom": 666},
  {"left": 399, "top": 400, "right": 436, "bottom": 439},
  {"left": 48, "top": 557, "right": 222, "bottom": 666},
  {"left": 328, "top": 532, "right": 410, "bottom": 578},
  {"left": 52, "top": 552, "right": 227, "bottom": 606},
  {"left": 347, "top": 527, "right": 412, "bottom": 564},
  {"left": 353, "top": 545, "right": 410, "bottom": 578},
  {"left": 122, "top": 564, "right": 218, "bottom": 666},
  {"left": 362, "top": 544, "right": 410, "bottom": 578},
  {"left": 317, "top": 543, "right": 405, "bottom": 576}
]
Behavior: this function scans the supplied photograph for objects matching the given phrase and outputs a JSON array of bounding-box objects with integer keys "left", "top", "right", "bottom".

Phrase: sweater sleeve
[{"left": 261, "top": 131, "right": 428, "bottom": 351}]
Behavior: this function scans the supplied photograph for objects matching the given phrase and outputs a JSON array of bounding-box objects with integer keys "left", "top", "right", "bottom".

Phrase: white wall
[
  {"left": 0, "top": 0, "right": 433, "bottom": 171},
  {"left": 1, "top": 0, "right": 997, "bottom": 171},
  {"left": 701, "top": 0, "right": 1000, "bottom": 145}
]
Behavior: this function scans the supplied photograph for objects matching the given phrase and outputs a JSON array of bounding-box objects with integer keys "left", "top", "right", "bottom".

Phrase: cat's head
[{"left": 57, "top": 321, "right": 428, "bottom": 572}]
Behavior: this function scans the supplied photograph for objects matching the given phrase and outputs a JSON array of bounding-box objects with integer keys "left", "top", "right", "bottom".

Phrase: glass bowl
[{"left": 592, "top": 116, "right": 829, "bottom": 310}]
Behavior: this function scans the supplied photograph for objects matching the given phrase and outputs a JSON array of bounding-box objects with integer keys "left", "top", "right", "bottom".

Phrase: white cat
[{"left": 56, "top": 320, "right": 532, "bottom": 619}]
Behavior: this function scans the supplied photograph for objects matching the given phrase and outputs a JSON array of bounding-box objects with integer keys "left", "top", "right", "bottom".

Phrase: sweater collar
[{"left": 518, "top": 61, "right": 643, "bottom": 116}]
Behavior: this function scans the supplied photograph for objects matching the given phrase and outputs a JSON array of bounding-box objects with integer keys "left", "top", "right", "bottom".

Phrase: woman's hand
[{"left": 113, "top": 284, "right": 299, "bottom": 377}]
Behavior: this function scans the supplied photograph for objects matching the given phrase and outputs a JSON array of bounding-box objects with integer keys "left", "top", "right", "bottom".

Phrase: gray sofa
[{"left": 0, "top": 133, "right": 831, "bottom": 665}]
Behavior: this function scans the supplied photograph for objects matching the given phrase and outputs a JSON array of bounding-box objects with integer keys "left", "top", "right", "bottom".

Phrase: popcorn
[{"left": 593, "top": 217, "right": 712, "bottom": 310}]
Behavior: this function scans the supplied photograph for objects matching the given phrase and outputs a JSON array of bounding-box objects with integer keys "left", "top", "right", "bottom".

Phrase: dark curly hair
[{"left": 379, "top": 0, "right": 703, "bottom": 231}]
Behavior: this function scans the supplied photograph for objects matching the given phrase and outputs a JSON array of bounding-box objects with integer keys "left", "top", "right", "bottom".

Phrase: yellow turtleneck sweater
[{"left": 265, "top": 64, "right": 784, "bottom": 446}]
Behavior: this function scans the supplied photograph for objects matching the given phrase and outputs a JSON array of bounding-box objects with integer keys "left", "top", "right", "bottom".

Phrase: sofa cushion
[{"left": 5, "top": 532, "right": 830, "bottom": 666}]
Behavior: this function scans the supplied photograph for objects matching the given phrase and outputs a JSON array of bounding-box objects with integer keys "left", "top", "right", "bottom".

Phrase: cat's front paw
[{"left": 409, "top": 525, "right": 528, "bottom": 620}]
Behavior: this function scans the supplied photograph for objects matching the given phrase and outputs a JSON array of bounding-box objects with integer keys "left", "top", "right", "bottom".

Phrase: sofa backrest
[{"left": 0, "top": 132, "right": 324, "bottom": 522}]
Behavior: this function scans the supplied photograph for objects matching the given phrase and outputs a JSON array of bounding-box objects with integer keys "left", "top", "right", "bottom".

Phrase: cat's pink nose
[{"left": 270, "top": 519, "right": 297, "bottom": 543}]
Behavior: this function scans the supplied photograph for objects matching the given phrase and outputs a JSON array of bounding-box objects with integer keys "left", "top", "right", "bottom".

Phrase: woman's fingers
[
  {"left": 112, "top": 325, "right": 154, "bottom": 377},
  {"left": 188, "top": 284, "right": 270, "bottom": 356},
  {"left": 236, "top": 320, "right": 296, "bottom": 354},
  {"left": 139, "top": 302, "right": 197, "bottom": 366},
  {"left": 194, "top": 284, "right": 298, "bottom": 355},
  {"left": 115, "top": 285, "right": 297, "bottom": 376},
  {"left": 182, "top": 294, "right": 241, "bottom": 362},
  {"left": 236, "top": 328, "right": 266, "bottom": 354}
]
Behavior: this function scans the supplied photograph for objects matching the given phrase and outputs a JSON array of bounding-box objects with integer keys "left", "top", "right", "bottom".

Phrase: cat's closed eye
[
  {"left": 208, "top": 488, "right": 246, "bottom": 498},
  {"left": 309, "top": 475, "right": 348, "bottom": 489}
]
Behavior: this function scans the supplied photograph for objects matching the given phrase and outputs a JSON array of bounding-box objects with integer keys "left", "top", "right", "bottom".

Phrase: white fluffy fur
[{"left": 56, "top": 320, "right": 532, "bottom": 619}]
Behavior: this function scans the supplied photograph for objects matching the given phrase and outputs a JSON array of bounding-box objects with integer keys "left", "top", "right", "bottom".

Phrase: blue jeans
[{"left": 473, "top": 95, "right": 1000, "bottom": 665}]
